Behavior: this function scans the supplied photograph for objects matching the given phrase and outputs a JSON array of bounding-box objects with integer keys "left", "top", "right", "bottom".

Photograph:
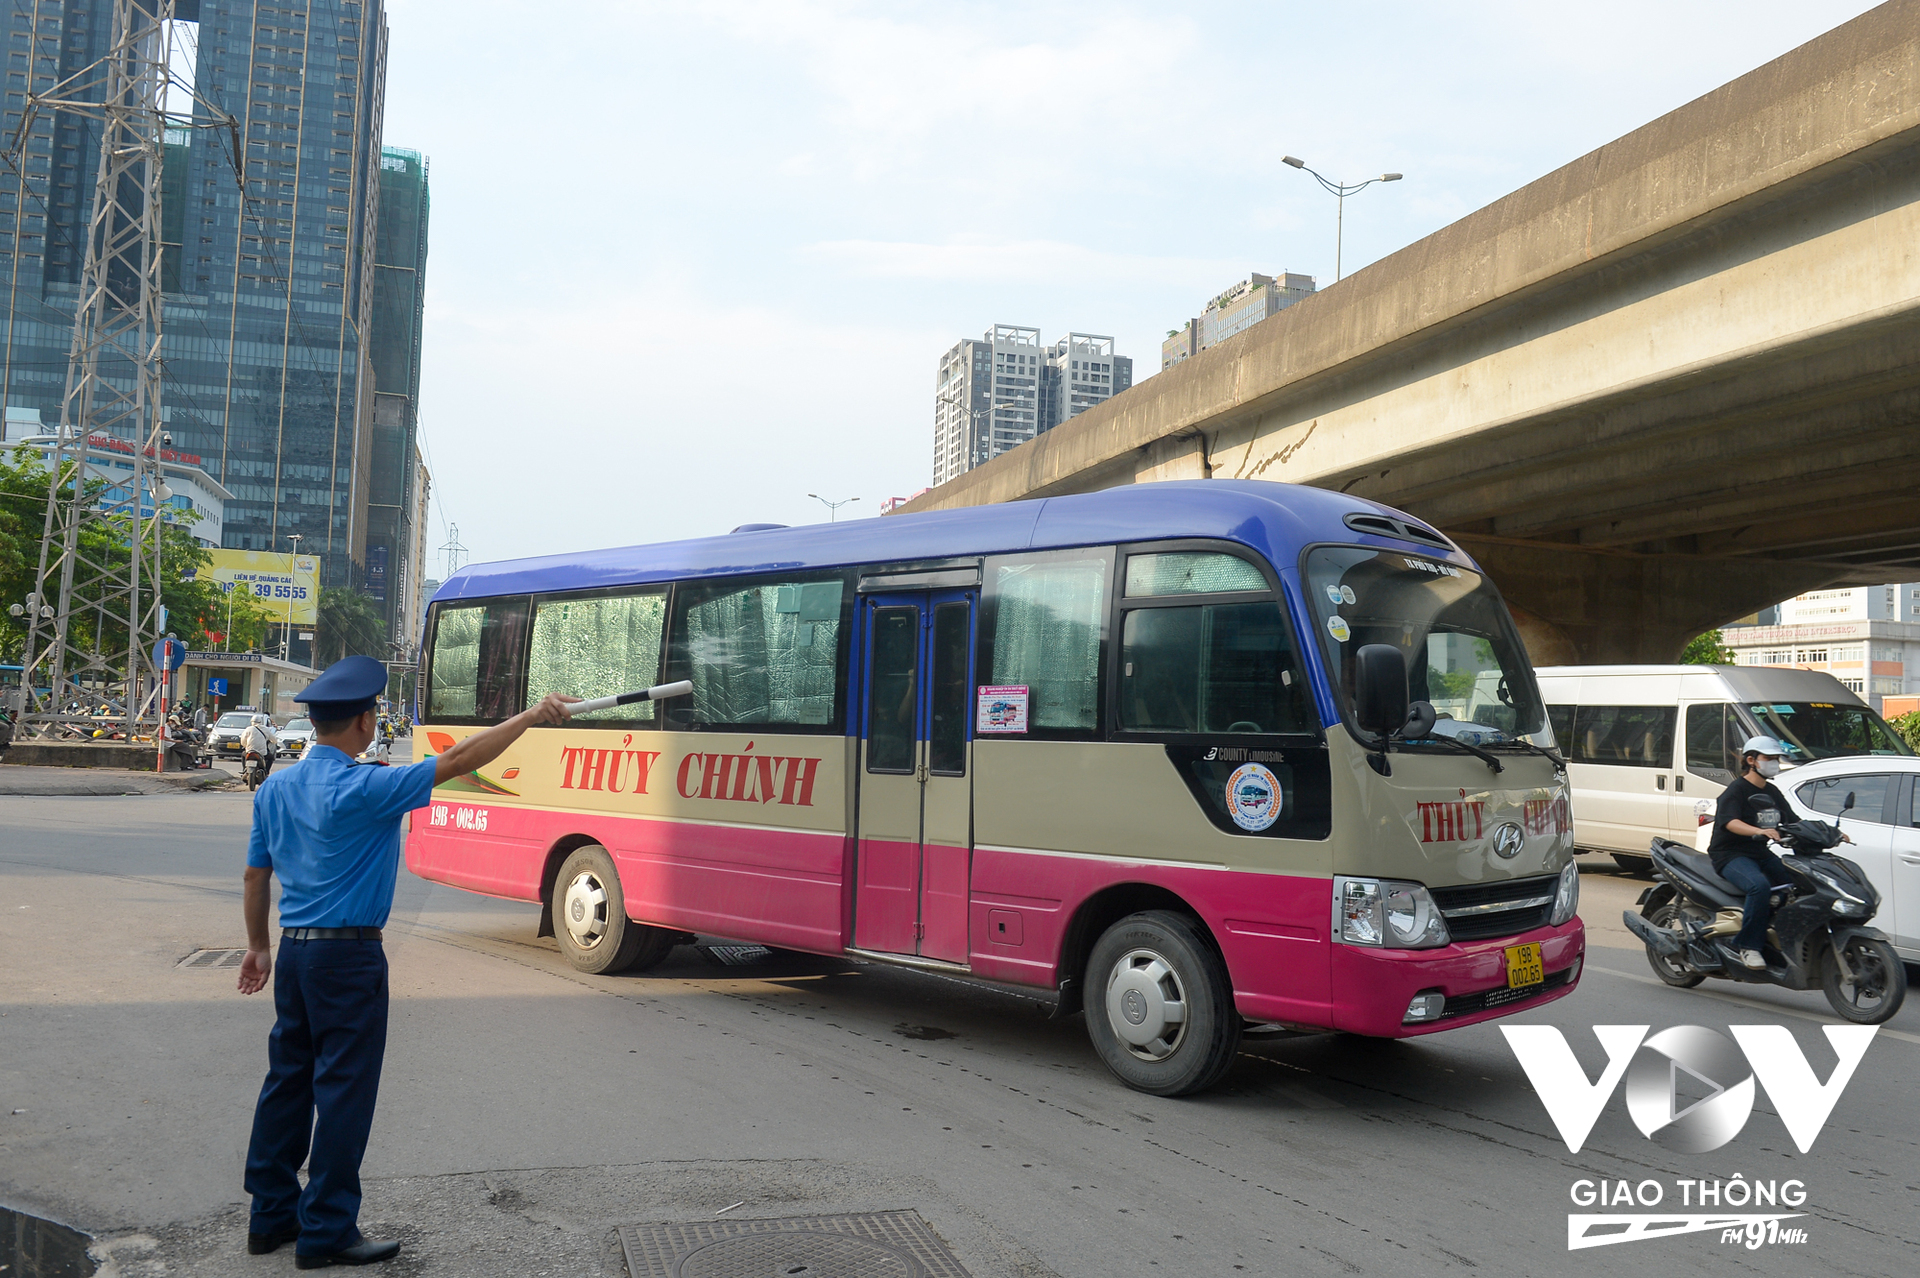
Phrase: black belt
[{"left": 282, "top": 927, "right": 383, "bottom": 941}]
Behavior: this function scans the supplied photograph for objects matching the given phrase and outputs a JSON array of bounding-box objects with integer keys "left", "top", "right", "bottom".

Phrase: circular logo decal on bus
[
  {"left": 1324, "top": 584, "right": 1343, "bottom": 605},
  {"left": 1326, "top": 615, "right": 1351, "bottom": 643},
  {"left": 1341, "top": 585, "right": 1357, "bottom": 604},
  {"left": 1225, "top": 763, "right": 1283, "bottom": 831}
]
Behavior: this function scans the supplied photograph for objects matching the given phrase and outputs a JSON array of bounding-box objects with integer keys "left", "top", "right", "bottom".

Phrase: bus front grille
[{"left": 1431, "top": 875, "right": 1558, "bottom": 942}]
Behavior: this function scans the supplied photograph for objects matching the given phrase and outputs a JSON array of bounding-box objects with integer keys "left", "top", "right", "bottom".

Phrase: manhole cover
[
  {"left": 619, "top": 1211, "right": 970, "bottom": 1278},
  {"left": 176, "top": 948, "right": 247, "bottom": 969},
  {"left": 680, "top": 1232, "right": 918, "bottom": 1277}
]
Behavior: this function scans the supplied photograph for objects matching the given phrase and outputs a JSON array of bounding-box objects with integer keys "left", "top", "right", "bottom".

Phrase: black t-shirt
[{"left": 1708, "top": 776, "right": 1790, "bottom": 870}]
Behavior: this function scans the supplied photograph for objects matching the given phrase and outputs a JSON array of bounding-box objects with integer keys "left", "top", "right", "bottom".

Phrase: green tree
[
  {"left": 315, "top": 585, "right": 387, "bottom": 666},
  {"left": 1888, "top": 711, "right": 1920, "bottom": 754},
  {"left": 1681, "top": 629, "right": 1737, "bottom": 664},
  {"left": 1, "top": 444, "right": 233, "bottom": 662}
]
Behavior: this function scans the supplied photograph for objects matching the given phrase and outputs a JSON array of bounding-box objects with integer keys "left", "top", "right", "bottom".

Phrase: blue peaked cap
[{"left": 294, "top": 654, "right": 387, "bottom": 719}]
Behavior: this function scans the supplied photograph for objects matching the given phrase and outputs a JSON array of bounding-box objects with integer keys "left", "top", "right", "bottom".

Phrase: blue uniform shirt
[{"left": 246, "top": 745, "right": 437, "bottom": 929}]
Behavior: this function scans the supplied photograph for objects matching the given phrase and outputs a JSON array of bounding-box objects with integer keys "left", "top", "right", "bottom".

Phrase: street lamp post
[
  {"left": 807, "top": 493, "right": 859, "bottom": 523},
  {"left": 1281, "top": 156, "right": 1402, "bottom": 282}
]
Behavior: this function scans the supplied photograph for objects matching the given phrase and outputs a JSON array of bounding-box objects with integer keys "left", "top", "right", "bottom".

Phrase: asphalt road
[{"left": 2, "top": 756, "right": 1916, "bottom": 1277}]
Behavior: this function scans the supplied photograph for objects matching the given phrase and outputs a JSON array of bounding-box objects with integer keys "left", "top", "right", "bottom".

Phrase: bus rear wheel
[
  {"left": 552, "top": 845, "right": 676, "bottom": 975},
  {"left": 1085, "top": 910, "right": 1241, "bottom": 1097}
]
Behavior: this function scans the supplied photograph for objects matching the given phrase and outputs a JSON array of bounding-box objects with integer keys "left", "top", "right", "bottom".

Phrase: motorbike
[
  {"left": 1623, "top": 816, "right": 1907, "bottom": 1024},
  {"left": 243, "top": 748, "right": 272, "bottom": 791}
]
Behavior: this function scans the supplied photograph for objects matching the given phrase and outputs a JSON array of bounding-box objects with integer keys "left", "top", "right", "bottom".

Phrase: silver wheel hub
[
  {"left": 562, "top": 871, "right": 609, "bottom": 948},
  {"left": 1105, "top": 947, "right": 1188, "bottom": 1061}
]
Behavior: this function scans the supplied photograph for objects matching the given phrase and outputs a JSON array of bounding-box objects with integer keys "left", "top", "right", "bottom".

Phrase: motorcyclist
[
  {"left": 1707, "top": 734, "right": 1800, "bottom": 970},
  {"left": 240, "top": 713, "right": 279, "bottom": 782}
]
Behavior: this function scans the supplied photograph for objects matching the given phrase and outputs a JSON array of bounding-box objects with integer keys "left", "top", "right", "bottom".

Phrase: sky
[{"left": 379, "top": 0, "right": 1885, "bottom": 573}]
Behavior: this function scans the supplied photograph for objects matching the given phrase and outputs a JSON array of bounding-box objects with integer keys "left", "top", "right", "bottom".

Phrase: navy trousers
[
  {"left": 1721, "top": 849, "right": 1794, "bottom": 953},
  {"left": 244, "top": 937, "right": 388, "bottom": 1256}
]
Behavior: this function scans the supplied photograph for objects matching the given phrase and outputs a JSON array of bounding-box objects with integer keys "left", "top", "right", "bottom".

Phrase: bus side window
[
  {"left": 666, "top": 575, "right": 850, "bottom": 731},
  {"left": 527, "top": 592, "right": 667, "bottom": 726},
  {"left": 981, "top": 552, "right": 1110, "bottom": 734},
  {"left": 1570, "top": 705, "right": 1675, "bottom": 768},
  {"left": 1684, "top": 703, "right": 1733, "bottom": 778},
  {"left": 1119, "top": 602, "right": 1313, "bottom": 735},
  {"left": 425, "top": 597, "right": 530, "bottom": 724},
  {"left": 1546, "top": 704, "right": 1574, "bottom": 753}
]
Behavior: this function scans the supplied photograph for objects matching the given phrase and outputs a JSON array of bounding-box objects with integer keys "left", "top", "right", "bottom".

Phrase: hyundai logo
[{"left": 1492, "top": 821, "right": 1525, "bottom": 859}]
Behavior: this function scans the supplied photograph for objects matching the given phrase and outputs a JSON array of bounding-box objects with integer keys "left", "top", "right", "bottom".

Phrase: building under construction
[{"left": 0, "top": 0, "right": 428, "bottom": 669}]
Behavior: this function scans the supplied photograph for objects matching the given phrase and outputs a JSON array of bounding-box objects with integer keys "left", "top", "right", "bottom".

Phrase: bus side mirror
[{"left": 1354, "top": 644, "right": 1409, "bottom": 737}]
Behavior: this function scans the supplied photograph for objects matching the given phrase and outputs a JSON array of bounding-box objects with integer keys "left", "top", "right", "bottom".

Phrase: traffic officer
[{"left": 236, "top": 655, "right": 577, "bottom": 1268}]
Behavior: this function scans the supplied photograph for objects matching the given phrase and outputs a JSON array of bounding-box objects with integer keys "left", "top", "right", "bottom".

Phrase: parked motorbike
[{"left": 1623, "top": 816, "right": 1906, "bottom": 1024}]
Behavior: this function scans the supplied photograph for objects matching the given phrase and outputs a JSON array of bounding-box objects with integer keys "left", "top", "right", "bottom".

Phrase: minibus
[
  {"left": 407, "top": 480, "right": 1583, "bottom": 1095},
  {"left": 1534, "top": 665, "right": 1911, "bottom": 871}
]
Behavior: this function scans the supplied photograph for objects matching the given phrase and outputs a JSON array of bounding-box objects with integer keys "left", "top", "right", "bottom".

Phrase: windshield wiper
[
  {"left": 1492, "top": 738, "right": 1567, "bottom": 773},
  {"left": 1411, "top": 733, "right": 1504, "bottom": 773}
]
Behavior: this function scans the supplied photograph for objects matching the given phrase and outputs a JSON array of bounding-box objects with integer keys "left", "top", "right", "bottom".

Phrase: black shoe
[
  {"left": 294, "top": 1239, "right": 401, "bottom": 1268},
  {"left": 247, "top": 1226, "right": 300, "bottom": 1255}
]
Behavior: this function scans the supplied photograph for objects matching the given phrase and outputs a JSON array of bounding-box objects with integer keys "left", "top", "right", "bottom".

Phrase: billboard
[{"left": 192, "top": 550, "right": 318, "bottom": 626}]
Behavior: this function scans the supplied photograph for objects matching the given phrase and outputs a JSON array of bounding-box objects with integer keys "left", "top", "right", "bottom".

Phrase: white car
[
  {"left": 1774, "top": 755, "right": 1920, "bottom": 963},
  {"left": 278, "top": 717, "right": 316, "bottom": 756}
]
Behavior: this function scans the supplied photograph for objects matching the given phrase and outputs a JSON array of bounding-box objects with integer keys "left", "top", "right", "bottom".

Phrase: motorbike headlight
[
  {"left": 1336, "top": 877, "right": 1450, "bottom": 948},
  {"left": 1804, "top": 864, "right": 1867, "bottom": 907},
  {"left": 1549, "top": 859, "right": 1581, "bottom": 927}
]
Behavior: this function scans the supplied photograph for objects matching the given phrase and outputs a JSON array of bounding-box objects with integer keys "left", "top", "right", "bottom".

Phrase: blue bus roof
[{"left": 434, "top": 480, "right": 1467, "bottom": 604}]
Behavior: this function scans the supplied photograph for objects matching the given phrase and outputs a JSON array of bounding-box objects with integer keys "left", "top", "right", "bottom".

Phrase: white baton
[{"left": 565, "top": 680, "right": 694, "bottom": 716}]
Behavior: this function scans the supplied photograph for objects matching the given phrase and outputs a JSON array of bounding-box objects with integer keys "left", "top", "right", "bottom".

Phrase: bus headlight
[
  {"left": 1549, "top": 860, "right": 1580, "bottom": 927},
  {"left": 1337, "top": 876, "right": 1450, "bottom": 948}
]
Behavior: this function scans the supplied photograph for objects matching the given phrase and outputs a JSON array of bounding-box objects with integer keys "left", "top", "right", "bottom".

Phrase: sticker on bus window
[
  {"left": 1326, "top": 615, "right": 1351, "bottom": 643},
  {"left": 977, "top": 685, "right": 1030, "bottom": 734},
  {"left": 1340, "top": 585, "right": 1356, "bottom": 604},
  {"left": 1324, "top": 584, "right": 1343, "bottom": 605},
  {"left": 1226, "top": 762, "right": 1284, "bottom": 831}
]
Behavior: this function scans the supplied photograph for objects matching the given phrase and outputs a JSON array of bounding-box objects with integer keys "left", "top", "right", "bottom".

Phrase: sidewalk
[{"left": 0, "top": 763, "right": 233, "bottom": 796}]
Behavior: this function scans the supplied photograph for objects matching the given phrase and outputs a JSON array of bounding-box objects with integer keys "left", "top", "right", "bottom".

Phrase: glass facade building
[
  {"left": 1, "top": 2, "right": 396, "bottom": 668},
  {"left": 363, "top": 143, "right": 427, "bottom": 650}
]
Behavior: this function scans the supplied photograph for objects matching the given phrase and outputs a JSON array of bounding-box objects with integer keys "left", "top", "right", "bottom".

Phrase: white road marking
[{"left": 1582, "top": 960, "right": 1920, "bottom": 1046}]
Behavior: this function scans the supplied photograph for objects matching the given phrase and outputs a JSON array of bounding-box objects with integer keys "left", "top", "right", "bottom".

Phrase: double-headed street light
[
  {"left": 1281, "top": 155, "right": 1403, "bottom": 282},
  {"left": 808, "top": 493, "right": 859, "bottom": 523}
]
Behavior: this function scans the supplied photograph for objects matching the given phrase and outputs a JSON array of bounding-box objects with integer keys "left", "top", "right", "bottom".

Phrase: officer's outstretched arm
[{"left": 433, "top": 692, "right": 579, "bottom": 785}]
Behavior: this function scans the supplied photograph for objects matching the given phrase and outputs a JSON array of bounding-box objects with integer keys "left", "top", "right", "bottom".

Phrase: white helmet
[
  {"left": 252, "top": 714, "right": 270, "bottom": 726},
  {"left": 1740, "top": 734, "right": 1787, "bottom": 758}
]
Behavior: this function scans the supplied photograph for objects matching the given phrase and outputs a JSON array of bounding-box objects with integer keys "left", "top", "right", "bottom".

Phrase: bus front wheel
[
  {"left": 552, "top": 845, "right": 674, "bottom": 975},
  {"left": 1085, "top": 910, "right": 1241, "bottom": 1097}
]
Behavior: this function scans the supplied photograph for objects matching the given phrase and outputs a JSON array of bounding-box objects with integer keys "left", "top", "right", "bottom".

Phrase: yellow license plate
[{"left": 1506, "top": 942, "right": 1544, "bottom": 989}]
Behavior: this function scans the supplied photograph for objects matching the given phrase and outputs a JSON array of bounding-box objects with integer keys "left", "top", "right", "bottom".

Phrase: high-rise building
[
  {"left": 1, "top": 2, "right": 396, "bottom": 668},
  {"left": 1162, "top": 271, "right": 1316, "bottom": 370},
  {"left": 1722, "top": 583, "right": 1920, "bottom": 709},
  {"left": 363, "top": 144, "right": 428, "bottom": 651},
  {"left": 1042, "top": 333, "right": 1131, "bottom": 434},
  {"left": 932, "top": 324, "right": 1131, "bottom": 487},
  {"left": 402, "top": 447, "right": 430, "bottom": 650}
]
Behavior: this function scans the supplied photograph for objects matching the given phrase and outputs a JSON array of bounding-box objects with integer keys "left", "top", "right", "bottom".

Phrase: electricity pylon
[{"left": 5, "top": 1, "right": 233, "bottom": 739}]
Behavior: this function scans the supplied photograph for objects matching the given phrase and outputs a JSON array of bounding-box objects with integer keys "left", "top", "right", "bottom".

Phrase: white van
[{"left": 1533, "top": 665, "right": 1912, "bottom": 872}]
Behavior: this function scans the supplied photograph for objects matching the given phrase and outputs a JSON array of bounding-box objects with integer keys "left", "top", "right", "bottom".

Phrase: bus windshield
[
  {"left": 1742, "top": 701, "right": 1912, "bottom": 761},
  {"left": 1304, "top": 546, "right": 1550, "bottom": 748}
]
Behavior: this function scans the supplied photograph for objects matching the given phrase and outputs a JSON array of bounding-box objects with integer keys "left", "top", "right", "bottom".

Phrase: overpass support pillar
[{"left": 1454, "top": 538, "right": 1841, "bottom": 666}]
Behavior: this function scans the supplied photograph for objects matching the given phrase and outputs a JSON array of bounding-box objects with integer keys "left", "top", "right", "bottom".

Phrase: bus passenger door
[{"left": 853, "top": 590, "right": 976, "bottom": 964}]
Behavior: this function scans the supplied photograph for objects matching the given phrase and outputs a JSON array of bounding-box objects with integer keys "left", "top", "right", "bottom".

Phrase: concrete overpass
[{"left": 896, "top": 1, "right": 1920, "bottom": 664}]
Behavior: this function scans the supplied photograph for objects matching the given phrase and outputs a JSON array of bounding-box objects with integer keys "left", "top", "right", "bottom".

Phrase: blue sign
[
  {"left": 151, "top": 638, "right": 186, "bottom": 671},
  {"left": 208, "top": 677, "right": 228, "bottom": 697}
]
